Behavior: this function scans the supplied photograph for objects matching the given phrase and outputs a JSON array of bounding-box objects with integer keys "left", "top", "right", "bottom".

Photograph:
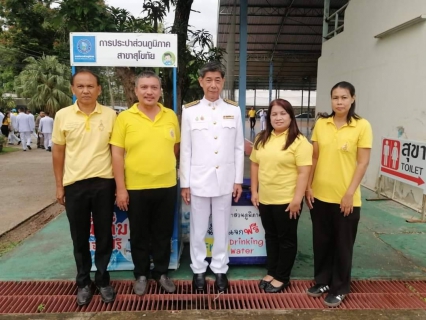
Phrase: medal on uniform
[
  {"left": 200, "top": 116, "right": 204, "bottom": 121},
  {"left": 195, "top": 116, "right": 199, "bottom": 121}
]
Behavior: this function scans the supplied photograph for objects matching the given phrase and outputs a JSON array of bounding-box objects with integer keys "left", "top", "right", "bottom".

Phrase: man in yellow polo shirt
[
  {"left": 248, "top": 106, "right": 256, "bottom": 130},
  {"left": 110, "top": 71, "right": 180, "bottom": 295},
  {"left": 52, "top": 69, "right": 117, "bottom": 306}
]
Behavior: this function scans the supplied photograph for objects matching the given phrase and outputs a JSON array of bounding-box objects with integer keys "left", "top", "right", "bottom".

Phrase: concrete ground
[{"left": 0, "top": 138, "right": 56, "bottom": 235}]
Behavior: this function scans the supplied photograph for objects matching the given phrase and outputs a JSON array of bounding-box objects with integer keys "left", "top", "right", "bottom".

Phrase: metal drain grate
[{"left": 0, "top": 280, "right": 425, "bottom": 313}]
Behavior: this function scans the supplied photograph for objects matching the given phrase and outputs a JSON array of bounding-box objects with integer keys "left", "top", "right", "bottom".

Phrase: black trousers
[
  {"left": 127, "top": 186, "right": 177, "bottom": 280},
  {"left": 310, "top": 198, "right": 360, "bottom": 295},
  {"left": 259, "top": 203, "right": 300, "bottom": 283},
  {"left": 1, "top": 125, "right": 9, "bottom": 137},
  {"left": 64, "top": 178, "right": 115, "bottom": 288},
  {"left": 250, "top": 117, "right": 256, "bottom": 129}
]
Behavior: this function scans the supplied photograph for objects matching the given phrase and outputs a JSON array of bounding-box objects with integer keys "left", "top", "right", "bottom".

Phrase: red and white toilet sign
[{"left": 380, "top": 138, "right": 426, "bottom": 190}]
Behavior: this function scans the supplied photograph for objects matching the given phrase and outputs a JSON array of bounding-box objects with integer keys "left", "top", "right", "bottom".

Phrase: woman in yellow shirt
[
  {"left": 305, "top": 81, "right": 372, "bottom": 307},
  {"left": 1, "top": 111, "right": 11, "bottom": 141},
  {"left": 250, "top": 99, "right": 312, "bottom": 293}
]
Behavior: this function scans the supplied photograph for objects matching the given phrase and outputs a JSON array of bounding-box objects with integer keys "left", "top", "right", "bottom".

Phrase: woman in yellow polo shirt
[
  {"left": 305, "top": 81, "right": 372, "bottom": 307},
  {"left": 250, "top": 99, "right": 312, "bottom": 293}
]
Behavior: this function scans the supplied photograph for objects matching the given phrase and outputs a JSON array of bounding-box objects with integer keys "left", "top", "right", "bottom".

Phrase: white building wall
[{"left": 316, "top": 0, "right": 426, "bottom": 210}]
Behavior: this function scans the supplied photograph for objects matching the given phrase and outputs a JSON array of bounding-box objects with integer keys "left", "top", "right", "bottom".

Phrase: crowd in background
[{"left": 0, "top": 108, "right": 53, "bottom": 151}]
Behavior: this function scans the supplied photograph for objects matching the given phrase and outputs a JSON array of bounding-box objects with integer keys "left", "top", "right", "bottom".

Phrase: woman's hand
[
  {"left": 116, "top": 188, "right": 129, "bottom": 211},
  {"left": 340, "top": 193, "right": 354, "bottom": 216},
  {"left": 286, "top": 200, "right": 301, "bottom": 219},
  {"left": 305, "top": 188, "right": 314, "bottom": 209},
  {"left": 251, "top": 191, "right": 259, "bottom": 209}
]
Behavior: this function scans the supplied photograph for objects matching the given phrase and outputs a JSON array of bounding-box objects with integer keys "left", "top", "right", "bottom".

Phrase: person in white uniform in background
[
  {"left": 39, "top": 111, "right": 54, "bottom": 152},
  {"left": 179, "top": 61, "right": 245, "bottom": 293},
  {"left": 16, "top": 107, "right": 33, "bottom": 151},
  {"left": 8, "top": 109, "right": 20, "bottom": 145},
  {"left": 259, "top": 108, "right": 266, "bottom": 131}
]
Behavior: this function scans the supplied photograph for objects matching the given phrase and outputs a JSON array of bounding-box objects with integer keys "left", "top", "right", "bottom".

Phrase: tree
[
  {"left": 14, "top": 55, "right": 72, "bottom": 115},
  {"left": 0, "top": 0, "right": 59, "bottom": 90}
]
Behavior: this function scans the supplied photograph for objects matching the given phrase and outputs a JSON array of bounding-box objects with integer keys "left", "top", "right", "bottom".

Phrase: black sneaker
[
  {"left": 323, "top": 293, "right": 345, "bottom": 307},
  {"left": 306, "top": 284, "right": 329, "bottom": 297},
  {"left": 27, "top": 145, "right": 32, "bottom": 150}
]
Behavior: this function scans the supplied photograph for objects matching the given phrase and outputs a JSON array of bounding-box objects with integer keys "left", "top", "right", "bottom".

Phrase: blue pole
[
  {"left": 239, "top": 0, "right": 248, "bottom": 135},
  {"left": 173, "top": 67, "right": 177, "bottom": 113},
  {"left": 269, "top": 62, "right": 273, "bottom": 103},
  {"left": 72, "top": 66, "right": 76, "bottom": 103}
]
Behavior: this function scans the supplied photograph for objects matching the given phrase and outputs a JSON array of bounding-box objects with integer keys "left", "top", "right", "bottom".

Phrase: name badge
[{"left": 223, "top": 115, "right": 234, "bottom": 119}]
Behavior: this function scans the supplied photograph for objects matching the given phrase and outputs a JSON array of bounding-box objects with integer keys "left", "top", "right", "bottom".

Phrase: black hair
[
  {"left": 198, "top": 61, "right": 226, "bottom": 78},
  {"left": 70, "top": 69, "right": 101, "bottom": 86},
  {"left": 320, "top": 81, "right": 361, "bottom": 124},
  {"left": 254, "top": 99, "right": 302, "bottom": 151}
]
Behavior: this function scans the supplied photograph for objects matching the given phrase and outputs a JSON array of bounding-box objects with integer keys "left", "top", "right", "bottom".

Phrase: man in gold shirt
[
  {"left": 248, "top": 106, "right": 256, "bottom": 130},
  {"left": 111, "top": 71, "right": 180, "bottom": 295},
  {"left": 52, "top": 69, "right": 117, "bottom": 306}
]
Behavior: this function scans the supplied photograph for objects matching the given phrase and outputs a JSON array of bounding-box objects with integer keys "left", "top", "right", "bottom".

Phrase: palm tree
[{"left": 14, "top": 55, "right": 72, "bottom": 115}]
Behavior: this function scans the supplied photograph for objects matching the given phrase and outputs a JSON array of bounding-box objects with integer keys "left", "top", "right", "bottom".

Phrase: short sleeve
[
  {"left": 358, "top": 120, "right": 373, "bottom": 148},
  {"left": 295, "top": 137, "right": 313, "bottom": 166},
  {"left": 173, "top": 113, "right": 181, "bottom": 143},
  {"left": 311, "top": 119, "right": 321, "bottom": 142},
  {"left": 249, "top": 138, "right": 259, "bottom": 163},
  {"left": 109, "top": 114, "right": 126, "bottom": 148},
  {"left": 52, "top": 112, "right": 65, "bottom": 145}
]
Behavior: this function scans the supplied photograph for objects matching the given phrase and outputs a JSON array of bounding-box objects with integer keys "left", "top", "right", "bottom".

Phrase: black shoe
[
  {"left": 323, "top": 293, "right": 346, "bottom": 307},
  {"left": 258, "top": 279, "right": 273, "bottom": 290},
  {"left": 77, "top": 285, "right": 93, "bottom": 306},
  {"left": 27, "top": 145, "right": 31, "bottom": 150},
  {"left": 98, "top": 285, "right": 116, "bottom": 303},
  {"left": 214, "top": 273, "right": 229, "bottom": 292},
  {"left": 192, "top": 273, "right": 206, "bottom": 291},
  {"left": 264, "top": 281, "right": 289, "bottom": 293},
  {"left": 17, "top": 141, "right": 21, "bottom": 145},
  {"left": 306, "top": 284, "right": 329, "bottom": 297},
  {"left": 47, "top": 146, "right": 51, "bottom": 152},
  {"left": 37, "top": 145, "right": 42, "bottom": 149},
  {"left": 133, "top": 276, "right": 148, "bottom": 295}
]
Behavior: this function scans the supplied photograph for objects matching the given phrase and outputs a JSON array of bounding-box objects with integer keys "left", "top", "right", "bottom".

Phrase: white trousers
[
  {"left": 43, "top": 133, "right": 52, "bottom": 148},
  {"left": 261, "top": 120, "right": 266, "bottom": 130},
  {"left": 190, "top": 193, "right": 232, "bottom": 274},
  {"left": 20, "top": 132, "right": 31, "bottom": 150},
  {"left": 8, "top": 131, "right": 20, "bottom": 144}
]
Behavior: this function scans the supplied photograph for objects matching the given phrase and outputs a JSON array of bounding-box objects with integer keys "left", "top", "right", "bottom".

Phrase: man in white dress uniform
[
  {"left": 179, "top": 61, "right": 245, "bottom": 292},
  {"left": 39, "top": 111, "right": 54, "bottom": 151},
  {"left": 16, "top": 107, "right": 34, "bottom": 151}
]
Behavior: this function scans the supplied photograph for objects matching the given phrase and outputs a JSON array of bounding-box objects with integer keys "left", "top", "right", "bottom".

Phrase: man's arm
[
  {"left": 52, "top": 143, "right": 66, "bottom": 205},
  {"left": 233, "top": 108, "right": 245, "bottom": 202},
  {"left": 111, "top": 145, "right": 129, "bottom": 211},
  {"left": 179, "top": 108, "right": 192, "bottom": 205}
]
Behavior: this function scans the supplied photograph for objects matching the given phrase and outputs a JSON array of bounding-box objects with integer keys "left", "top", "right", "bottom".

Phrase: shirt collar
[
  {"left": 129, "top": 102, "right": 166, "bottom": 114},
  {"left": 271, "top": 129, "right": 289, "bottom": 137},
  {"left": 72, "top": 101, "right": 103, "bottom": 114},
  {"left": 326, "top": 117, "right": 357, "bottom": 127},
  {"left": 202, "top": 97, "right": 223, "bottom": 106}
]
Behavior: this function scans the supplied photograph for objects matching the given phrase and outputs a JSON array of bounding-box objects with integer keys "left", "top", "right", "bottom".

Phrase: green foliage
[
  {"left": 14, "top": 55, "right": 72, "bottom": 115},
  {"left": 0, "top": 0, "right": 60, "bottom": 89}
]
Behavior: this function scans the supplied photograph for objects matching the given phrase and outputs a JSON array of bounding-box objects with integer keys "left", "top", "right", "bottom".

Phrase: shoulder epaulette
[
  {"left": 184, "top": 100, "right": 200, "bottom": 108},
  {"left": 224, "top": 99, "right": 238, "bottom": 106}
]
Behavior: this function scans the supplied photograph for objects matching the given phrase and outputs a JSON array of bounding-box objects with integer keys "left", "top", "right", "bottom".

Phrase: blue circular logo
[{"left": 77, "top": 39, "right": 92, "bottom": 54}]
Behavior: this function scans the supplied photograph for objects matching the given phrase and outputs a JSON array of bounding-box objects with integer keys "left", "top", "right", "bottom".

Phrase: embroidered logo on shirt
[
  {"left": 98, "top": 120, "right": 104, "bottom": 131},
  {"left": 170, "top": 129, "right": 175, "bottom": 138},
  {"left": 223, "top": 115, "right": 234, "bottom": 119},
  {"left": 341, "top": 142, "right": 348, "bottom": 151}
]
